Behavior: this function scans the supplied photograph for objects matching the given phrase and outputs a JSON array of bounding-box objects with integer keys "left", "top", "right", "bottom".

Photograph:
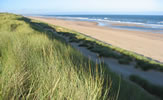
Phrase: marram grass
[{"left": 0, "top": 13, "right": 158, "bottom": 100}]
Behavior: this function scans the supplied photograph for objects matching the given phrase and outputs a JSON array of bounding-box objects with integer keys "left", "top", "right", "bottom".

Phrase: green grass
[
  {"left": 53, "top": 24, "right": 163, "bottom": 71},
  {"left": 130, "top": 75, "right": 163, "bottom": 99},
  {"left": 0, "top": 13, "right": 159, "bottom": 100},
  {"left": 0, "top": 13, "right": 109, "bottom": 100}
]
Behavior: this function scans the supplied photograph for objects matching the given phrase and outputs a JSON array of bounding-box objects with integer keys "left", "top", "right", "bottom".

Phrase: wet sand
[{"left": 29, "top": 16, "right": 163, "bottom": 62}]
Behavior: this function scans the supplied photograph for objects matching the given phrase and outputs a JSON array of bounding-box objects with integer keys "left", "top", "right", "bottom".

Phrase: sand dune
[{"left": 29, "top": 17, "right": 163, "bottom": 62}]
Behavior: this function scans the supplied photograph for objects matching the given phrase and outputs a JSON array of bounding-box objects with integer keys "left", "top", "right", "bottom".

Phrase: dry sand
[{"left": 29, "top": 17, "right": 163, "bottom": 62}]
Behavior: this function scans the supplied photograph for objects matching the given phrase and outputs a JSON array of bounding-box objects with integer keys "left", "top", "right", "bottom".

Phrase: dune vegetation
[
  {"left": 0, "top": 13, "right": 159, "bottom": 100},
  {"left": 53, "top": 26, "right": 163, "bottom": 72}
]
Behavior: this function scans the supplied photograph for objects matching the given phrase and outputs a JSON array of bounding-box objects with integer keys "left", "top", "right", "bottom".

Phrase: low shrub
[
  {"left": 118, "top": 58, "right": 130, "bottom": 64},
  {"left": 135, "top": 60, "right": 162, "bottom": 71}
]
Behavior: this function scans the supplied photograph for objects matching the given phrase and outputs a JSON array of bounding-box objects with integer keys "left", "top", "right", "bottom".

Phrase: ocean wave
[
  {"left": 97, "top": 19, "right": 163, "bottom": 29},
  {"left": 52, "top": 16, "right": 163, "bottom": 29}
]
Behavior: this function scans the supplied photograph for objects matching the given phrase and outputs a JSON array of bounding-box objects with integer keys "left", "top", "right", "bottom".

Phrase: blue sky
[{"left": 0, "top": 0, "right": 163, "bottom": 15}]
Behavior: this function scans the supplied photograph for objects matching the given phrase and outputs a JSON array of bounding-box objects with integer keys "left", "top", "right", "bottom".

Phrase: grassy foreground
[{"left": 0, "top": 13, "right": 158, "bottom": 100}]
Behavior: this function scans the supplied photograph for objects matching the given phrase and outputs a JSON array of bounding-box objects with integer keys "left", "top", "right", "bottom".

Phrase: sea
[{"left": 41, "top": 15, "right": 163, "bottom": 33}]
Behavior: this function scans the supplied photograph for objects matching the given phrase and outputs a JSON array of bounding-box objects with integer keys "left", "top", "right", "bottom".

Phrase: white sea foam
[
  {"left": 52, "top": 16, "right": 163, "bottom": 29},
  {"left": 98, "top": 20, "right": 163, "bottom": 29}
]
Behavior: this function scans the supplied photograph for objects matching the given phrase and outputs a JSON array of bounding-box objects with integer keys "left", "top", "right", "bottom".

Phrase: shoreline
[
  {"left": 38, "top": 16, "right": 163, "bottom": 34},
  {"left": 29, "top": 16, "right": 163, "bottom": 62}
]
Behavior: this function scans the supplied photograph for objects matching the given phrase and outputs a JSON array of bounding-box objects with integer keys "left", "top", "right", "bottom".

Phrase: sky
[{"left": 0, "top": 0, "right": 163, "bottom": 15}]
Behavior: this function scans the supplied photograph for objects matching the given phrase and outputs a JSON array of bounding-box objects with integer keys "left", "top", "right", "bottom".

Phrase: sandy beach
[{"left": 29, "top": 17, "right": 163, "bottom": 62}]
